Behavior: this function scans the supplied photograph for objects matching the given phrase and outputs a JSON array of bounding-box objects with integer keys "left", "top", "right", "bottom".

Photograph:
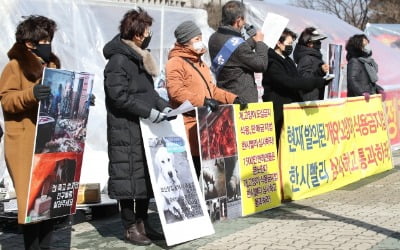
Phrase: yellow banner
[
  {"left": 235, "top": 102, "right": 281, "bottom": 215},
  {"left": 280, "top": 95, "right": 393, "bottom": 200}
]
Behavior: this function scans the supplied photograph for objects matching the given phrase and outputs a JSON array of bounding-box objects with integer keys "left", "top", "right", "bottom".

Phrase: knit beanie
[{"left": 174, "top": 20, "right": 202, "bottom": 44}]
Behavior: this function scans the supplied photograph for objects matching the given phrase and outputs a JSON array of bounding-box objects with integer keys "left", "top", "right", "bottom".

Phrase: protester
[
  {"left": 294, "top": 27, "right": 329, "bottom": 100},
  {"left": 262, "top": 28, "right": 331, "bottom": 148},
  {"left": 0, "top": 15, "right": 60, "bottom": 250},
  {"left": 345, "top": 34, "right": 385, "bottom": 101},
  {"left": 103, "top": 8, "right": 169, "bottom": 246},
  {"left": 166, "top": 20, "right": 245, "bottom": 177},
  {"left": 208, "top": 0, "right": 268, "bottom": 103}
]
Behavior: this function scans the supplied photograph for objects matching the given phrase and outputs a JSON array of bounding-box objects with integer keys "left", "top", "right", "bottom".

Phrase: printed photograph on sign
[
  {"left": 148, "top": 137, "right": 203, "bottom": 224},
  {"left": 206, "top": 197, "right": 227, "bottom": 222},
  {"left": 198, "top": 106, "right": 237, "bottom": 160},
  {"left": 36, "top": 69, "right": 93, "bottom": 154},
  {"left": 26, "top": 153, "right": 81, "bottom": 223}
]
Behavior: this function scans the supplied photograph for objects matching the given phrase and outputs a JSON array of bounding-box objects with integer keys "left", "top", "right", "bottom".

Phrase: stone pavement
[{"left": 1, "top": 151, "right": 400, "bottom": 250}]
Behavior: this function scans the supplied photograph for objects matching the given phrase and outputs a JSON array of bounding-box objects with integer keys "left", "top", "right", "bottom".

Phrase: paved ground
[{"left": 1, "top": 151, "right": 400, "bottom": 250}]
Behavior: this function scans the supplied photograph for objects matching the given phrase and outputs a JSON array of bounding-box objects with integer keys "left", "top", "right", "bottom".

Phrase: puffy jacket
[
  {"left": 166, "top": 43, "right": 237, "bottom": 156},
  {"left": 103, "top": 35, "right": 169, "bottom": 199},
  {"left": 347, "top": 57, "right": 383, "bottom": 97}
]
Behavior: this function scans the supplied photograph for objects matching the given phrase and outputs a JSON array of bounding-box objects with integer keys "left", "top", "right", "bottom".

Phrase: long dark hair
[
  {"left": 15, "top": 15, "right": 57, "bottom": 44},
  {"left": 119, "top": 8, "right": 153, "bottom": 40},
  {"left": 345, "top": 34, "right": 369, "bottom": 60}
]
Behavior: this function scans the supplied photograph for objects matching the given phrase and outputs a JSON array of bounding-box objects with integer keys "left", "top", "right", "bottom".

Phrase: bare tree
[
  {"left": 293, "top": 0, "right": 370, "bottom": 30},
  {"left": 369, "top": 0, "right": 400, "bottom": 23},
  {"left": 204, "top": 3, "right": 222, "bottom": 30}
]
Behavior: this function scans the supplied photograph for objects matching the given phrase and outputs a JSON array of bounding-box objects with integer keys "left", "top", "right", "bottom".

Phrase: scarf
[
  {"left": 121, "top": 39, "right": 159, "bottom": 77},
  {"left": 358, "top": 57, "right": 378, "bottom": 83}
]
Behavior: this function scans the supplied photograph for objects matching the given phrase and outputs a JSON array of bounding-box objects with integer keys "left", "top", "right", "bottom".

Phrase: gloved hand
[
  {"left": 89, "top": 94, "right": 96, "bottom": 106},
  {"left": 233, "top": 96, "right": 248, "bottom": 110},
  {"left": 33, "top": 84, "right": 51, "bottom": 101},
  {"left": 204, "top": 98, "right": 219, "bottom": 112},
  {"left": 148, "top": 108, "right": 167, "bottom": 123},
  {"left": 362, "top": 92, "right": 370, "bottom": 102},
  {"left": 378, "top": 90, "right": 386, "bottom": 101},
  {"left": 162, "top": 107, "right": 177, "bottom": 121}
]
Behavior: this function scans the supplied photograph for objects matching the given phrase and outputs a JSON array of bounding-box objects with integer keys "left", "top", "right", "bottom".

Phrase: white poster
[
  {"left": 140, "top": 115, "right": 214, "bottom": 246},
  {"left": 262, "top": 12, "right": 290, "bottom": 48}
]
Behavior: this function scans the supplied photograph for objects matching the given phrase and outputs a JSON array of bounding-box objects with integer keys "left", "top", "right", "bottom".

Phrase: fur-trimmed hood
[{"left": 7, "top": 43, "right": 60, "bottom": 82}]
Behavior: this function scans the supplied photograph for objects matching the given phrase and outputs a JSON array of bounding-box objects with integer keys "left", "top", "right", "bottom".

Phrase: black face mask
[
  {"left": 313, "top": 40, "right": 322, "bottom": 50},
  {"left": 282, "top": 45, "right": 293, "bottom": 57},
  {"left": 141, "top": 34, "right": 152, "bottom": 49},
  {"left": 32, "top": 44, "right": 52, "bottom": 63}
]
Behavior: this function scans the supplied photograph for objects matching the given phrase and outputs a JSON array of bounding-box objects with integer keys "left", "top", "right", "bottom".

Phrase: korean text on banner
[
  {"left": 280, "top": 95, "right": 393, "bottom": 200},
  {"left": 235, "top": 103, "right": 281, "bottom": 216}
]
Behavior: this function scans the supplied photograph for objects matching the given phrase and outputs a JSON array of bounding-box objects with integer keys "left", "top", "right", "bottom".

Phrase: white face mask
[
  {"left": 363, "top": 44, "right": 371, "bottom": 54},
  {"left": 192, "top": 41, "right": 206, "bottom": 52}
]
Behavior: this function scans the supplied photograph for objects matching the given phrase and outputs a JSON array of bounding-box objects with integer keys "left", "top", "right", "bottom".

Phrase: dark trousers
[
  {"left": 119, "top": 198, "right": 149, "bottom": 229},
  {"left": 22, "top": 219, "right": 54, "bottom": 250}
]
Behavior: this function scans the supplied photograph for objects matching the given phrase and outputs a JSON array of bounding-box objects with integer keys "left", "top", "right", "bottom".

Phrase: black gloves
[
  {"left": 204, "top": 98, "right": 219, "bottom": 112},
  {"left": 233, "top": 96, "right": 248, "bottom": 110},
  {"left": 33, "top": 84, "right": 51, "bottom": 101}
]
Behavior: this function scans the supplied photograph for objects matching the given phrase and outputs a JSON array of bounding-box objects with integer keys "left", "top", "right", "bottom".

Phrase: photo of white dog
[{"left": 154, "top": 146, "right": 193, "bottom": 223}]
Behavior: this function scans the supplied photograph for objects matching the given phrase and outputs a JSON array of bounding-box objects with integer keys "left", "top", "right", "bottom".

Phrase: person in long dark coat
[
  {"left": 294, "top": 27, "right": 329, "bottom": 100},
  {"left": 345, "top": 34, "right": 385, "bottom": 101},
  {"left": 103, "top": 8, "right": 170, "bottom": 246},
  {"left": 262, "top": 28, "right": 329, "bottom": 149}
]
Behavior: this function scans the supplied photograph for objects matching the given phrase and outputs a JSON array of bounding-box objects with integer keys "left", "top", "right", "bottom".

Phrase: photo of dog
[{"left": 150, "top": 137, "right": 203, "bottom": 224}]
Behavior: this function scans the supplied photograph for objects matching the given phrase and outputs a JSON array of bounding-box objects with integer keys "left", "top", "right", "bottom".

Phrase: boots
[
  {"left": 137, "top": 219, "right": 165, "bottom": 241},
  {"left": 124, "top": 224, "right": 151, "bottom": 245}
]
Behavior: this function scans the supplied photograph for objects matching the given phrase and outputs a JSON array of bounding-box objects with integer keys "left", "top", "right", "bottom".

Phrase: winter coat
[
  {"left": 166, "top": 43, "right": 237, "bottom": 156},
  {"left": 208, "top": 26, "right": 268, "bottom": 103},
  {"left": 0, "top": 43, "right": 60, "bottom": 224},
  {"left": 103, "top": 35, "right": 169, "bottom": 200},
  {"left": 347, "top": 56, "right": 383, "bottom": 97},
  {"left": 262, "top": 48, "right": 326, "bottom": 143},
  {"left": 293, "top": 44, "right": 326, "bottom": 100}
]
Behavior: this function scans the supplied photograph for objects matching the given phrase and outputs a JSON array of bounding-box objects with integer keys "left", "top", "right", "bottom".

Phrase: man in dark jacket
[
  {"left": 208, "top": 0, "right": 268, "bottom": 103},
  {"left": 294, "top": 27, "right": 329, "bottom": 101}
]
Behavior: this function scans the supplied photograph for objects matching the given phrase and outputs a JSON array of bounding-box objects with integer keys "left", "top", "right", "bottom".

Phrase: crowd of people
[{"left": 0, "top": 0, "right": 386, "bottom": 248}]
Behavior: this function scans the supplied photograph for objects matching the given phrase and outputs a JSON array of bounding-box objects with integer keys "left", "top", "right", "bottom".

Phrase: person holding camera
[
  {"left": 166, "top": 20, "right": 245, "bottom": 177},
  {"left": 262, "top": 28, "right": 332, "bottom": 149},
  {"left": 208, "top": 0, "right": 268, "bottom": 103}
]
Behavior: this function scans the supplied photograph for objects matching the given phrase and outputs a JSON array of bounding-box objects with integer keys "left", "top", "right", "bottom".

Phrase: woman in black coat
[
  {"left": 294, "top": 27, "right": 329, "bottom": 100},
  {"left": 103, "top": 8, "right": 170, "bottom": 246},
  {"left": 345, "top": 34, "right": 385, "bottom": 101},
  {"left": 262, "top": 28, "right": 329, "bottom": 148}
]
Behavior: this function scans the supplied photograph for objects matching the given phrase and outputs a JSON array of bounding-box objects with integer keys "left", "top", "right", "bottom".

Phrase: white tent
[
  {"left": 365, "top": 23, "right": 400, "bottom": 50},
  {"left": 244, "top": 0, "right": 400, "bottom": 91},
  {"left": 0, "top": 0, "right": 213, "bottom": 193}
]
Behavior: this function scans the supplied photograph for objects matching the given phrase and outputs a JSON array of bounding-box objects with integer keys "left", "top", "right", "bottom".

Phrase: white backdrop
[{"left": 0, "top": 0, "right": 213, "bottom": 193}]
